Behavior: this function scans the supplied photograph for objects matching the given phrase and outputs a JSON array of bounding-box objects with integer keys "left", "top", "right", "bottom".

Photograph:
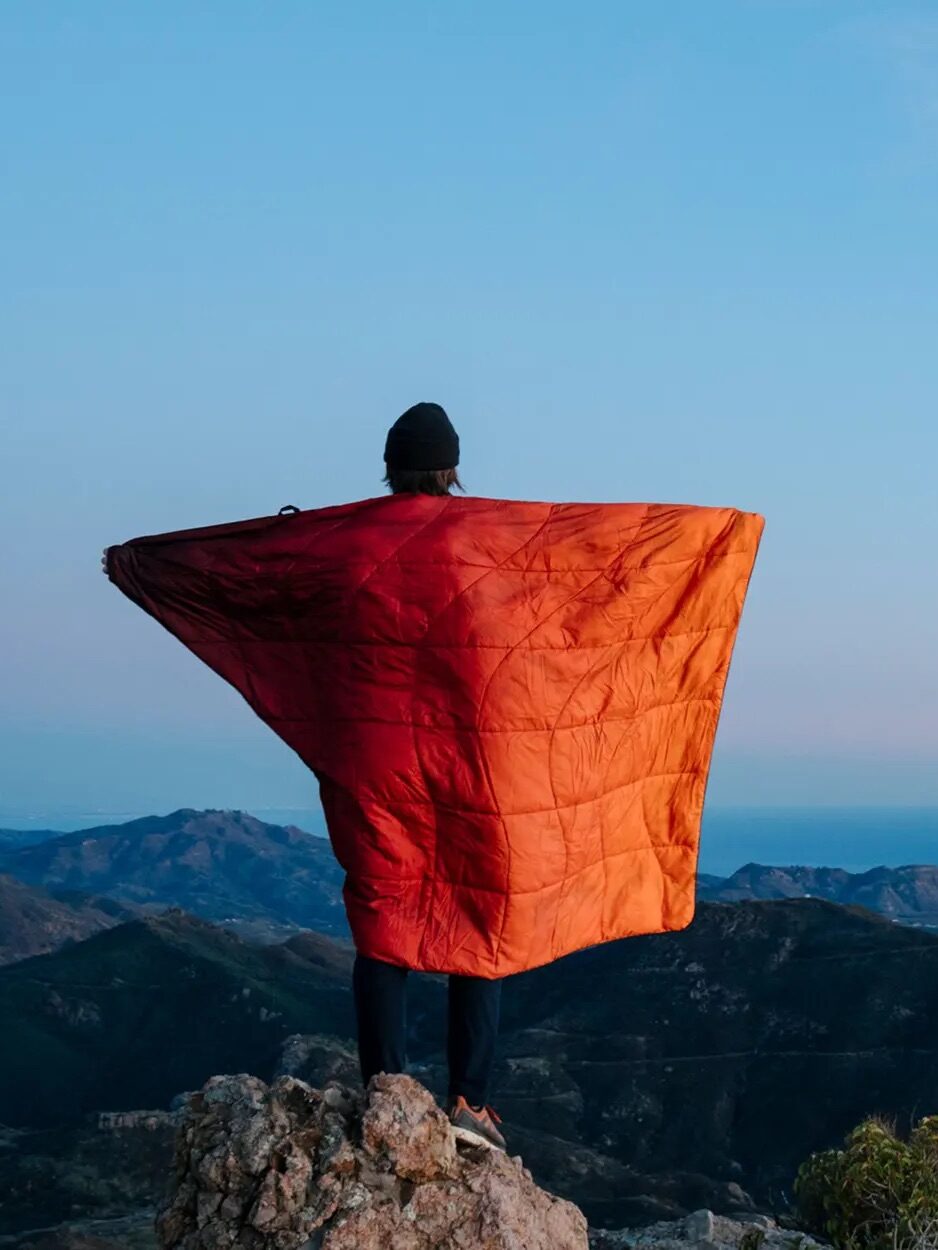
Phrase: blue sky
[{"left": 1, "top": 2, "right": 936, "bottom": 820}]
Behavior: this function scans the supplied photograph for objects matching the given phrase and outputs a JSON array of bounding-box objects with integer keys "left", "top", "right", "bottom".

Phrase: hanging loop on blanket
[{"left": 278, "top": 505, "right": 300, "bottom": 515}]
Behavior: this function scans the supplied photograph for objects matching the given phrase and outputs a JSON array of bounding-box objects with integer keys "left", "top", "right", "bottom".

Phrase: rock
[
  {"left": 360, "top": 1071, "right": 457, "bottom": 1182},
  {"left": 684, "top": 1209, "right": 715, "bottom": 1242},
  {"left": 587, "top": 1208, "right": 827, "bottom": 1248},
  {"left": 156, "top": 1071, "right": 588, "bottom": 1249},
  {"left": 740, "top": 1214, "right": 776, "bottom": 1229},
  {"left": 96, "top": 1109, "right": 180, "bottom": 1131},
  {"left": 723, "top": 1184, "right": 749, "bottom": 1206},
  {"left": 275, "top": 1032, "right": 361, "bottom": 1088}
]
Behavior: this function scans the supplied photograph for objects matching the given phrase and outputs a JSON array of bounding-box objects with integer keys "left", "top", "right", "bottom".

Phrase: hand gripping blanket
[{"left": 107, "top": 493, "right": 764, "bottom": 978}]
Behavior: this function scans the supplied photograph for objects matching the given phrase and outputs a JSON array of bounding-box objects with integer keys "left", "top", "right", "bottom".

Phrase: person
[
  {"left": 103, "top": 404, "right": 763, "bottom": 1162},
  {"left": 355, "top": 402, "right": 506, "bottom": 1150}
]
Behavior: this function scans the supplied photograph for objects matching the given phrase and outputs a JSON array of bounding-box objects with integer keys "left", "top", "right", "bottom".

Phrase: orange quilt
[{"left": 107, "top": 493, "right": 764, "bottom": 977}]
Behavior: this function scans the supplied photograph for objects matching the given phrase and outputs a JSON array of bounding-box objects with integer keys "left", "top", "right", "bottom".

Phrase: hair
[{"left": 383, "top": 466, "right": 464, "bottom": 496}]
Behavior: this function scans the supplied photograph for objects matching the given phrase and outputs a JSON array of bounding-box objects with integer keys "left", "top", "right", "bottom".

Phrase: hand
[{"left": 101, "top": 547, "right": 110, "bottom": 576}]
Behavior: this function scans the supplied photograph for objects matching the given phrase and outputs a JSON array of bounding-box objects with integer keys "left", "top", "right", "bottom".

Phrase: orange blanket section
[{"left": 107, "top": 493, "right": 764, "bottom": 977}]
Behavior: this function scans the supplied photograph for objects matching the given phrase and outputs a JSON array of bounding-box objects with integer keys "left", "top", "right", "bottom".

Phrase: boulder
[
  {"left": 588, "top": 1207, "right": 827, "bottom": 1248},
  {"left": 156, "top": 1071, "right": 588, "bottom": 1250}
]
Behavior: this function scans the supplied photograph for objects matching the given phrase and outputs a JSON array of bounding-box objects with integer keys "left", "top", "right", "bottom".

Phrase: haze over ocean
[{"left": 2, "top": 4, "right": 936, "bottom": 829}]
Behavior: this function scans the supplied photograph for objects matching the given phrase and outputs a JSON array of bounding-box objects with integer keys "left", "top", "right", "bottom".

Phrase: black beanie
[{"left": 384, "top": 402, "right": 460, "bottom": 471}]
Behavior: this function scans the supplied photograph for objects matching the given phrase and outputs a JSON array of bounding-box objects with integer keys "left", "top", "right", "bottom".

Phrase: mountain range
[
  {"left": 0, "top": 808, "right": 348, "bottom": 944},
  {"left": 698, "top": 862, "right": 938, "bottom": 928},
  {"left": 1, "top": 810, "right": 937, "bottom": 967}
]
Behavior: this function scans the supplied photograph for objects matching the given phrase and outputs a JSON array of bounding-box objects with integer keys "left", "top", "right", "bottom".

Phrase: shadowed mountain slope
[
  {"left": 0, "top": 910, "right": 354, "bottom": 1127},
  {"left": 0, "top": 874, "right": 133, "bottom": 965},
  {"left": 487, "top": 897, "right": 938, "bottom": 1218},
  {"left": 0, "top": 826, "right": 65, "bottom": 849}
]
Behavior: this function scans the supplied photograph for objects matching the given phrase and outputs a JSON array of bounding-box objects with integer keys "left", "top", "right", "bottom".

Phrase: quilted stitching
[{"left": 107, "top": 493, "right": 764, "bottom": 978}]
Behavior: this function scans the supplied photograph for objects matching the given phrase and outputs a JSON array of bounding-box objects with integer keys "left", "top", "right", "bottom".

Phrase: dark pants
[{"left": 353, "top": 954, "right": 502, "bottom": 1108}]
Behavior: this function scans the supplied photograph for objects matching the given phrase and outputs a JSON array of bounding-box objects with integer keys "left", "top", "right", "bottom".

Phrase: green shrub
[{"left": 794, "top": 1113, "right": 938, "bottom": 1249}]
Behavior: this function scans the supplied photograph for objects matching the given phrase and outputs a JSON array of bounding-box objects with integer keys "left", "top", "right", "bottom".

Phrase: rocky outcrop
[{"left": 157, "top": 1072, "right": 588, "bottom": 1250}]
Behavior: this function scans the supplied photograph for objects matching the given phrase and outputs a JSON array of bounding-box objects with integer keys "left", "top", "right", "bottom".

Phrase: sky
[{"left": 1, "top": 2, "right": 936, "bottom": 822}]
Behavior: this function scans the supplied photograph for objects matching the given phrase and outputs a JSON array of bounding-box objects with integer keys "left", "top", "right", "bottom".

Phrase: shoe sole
[{"left": 451, "top": 1123, "right": 506, "bottom": 1152}]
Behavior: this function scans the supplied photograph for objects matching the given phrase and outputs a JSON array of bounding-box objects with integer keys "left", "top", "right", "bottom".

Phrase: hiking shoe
[{"left": 448, "top": 1096, "right": 507, "bottom": 1151}]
